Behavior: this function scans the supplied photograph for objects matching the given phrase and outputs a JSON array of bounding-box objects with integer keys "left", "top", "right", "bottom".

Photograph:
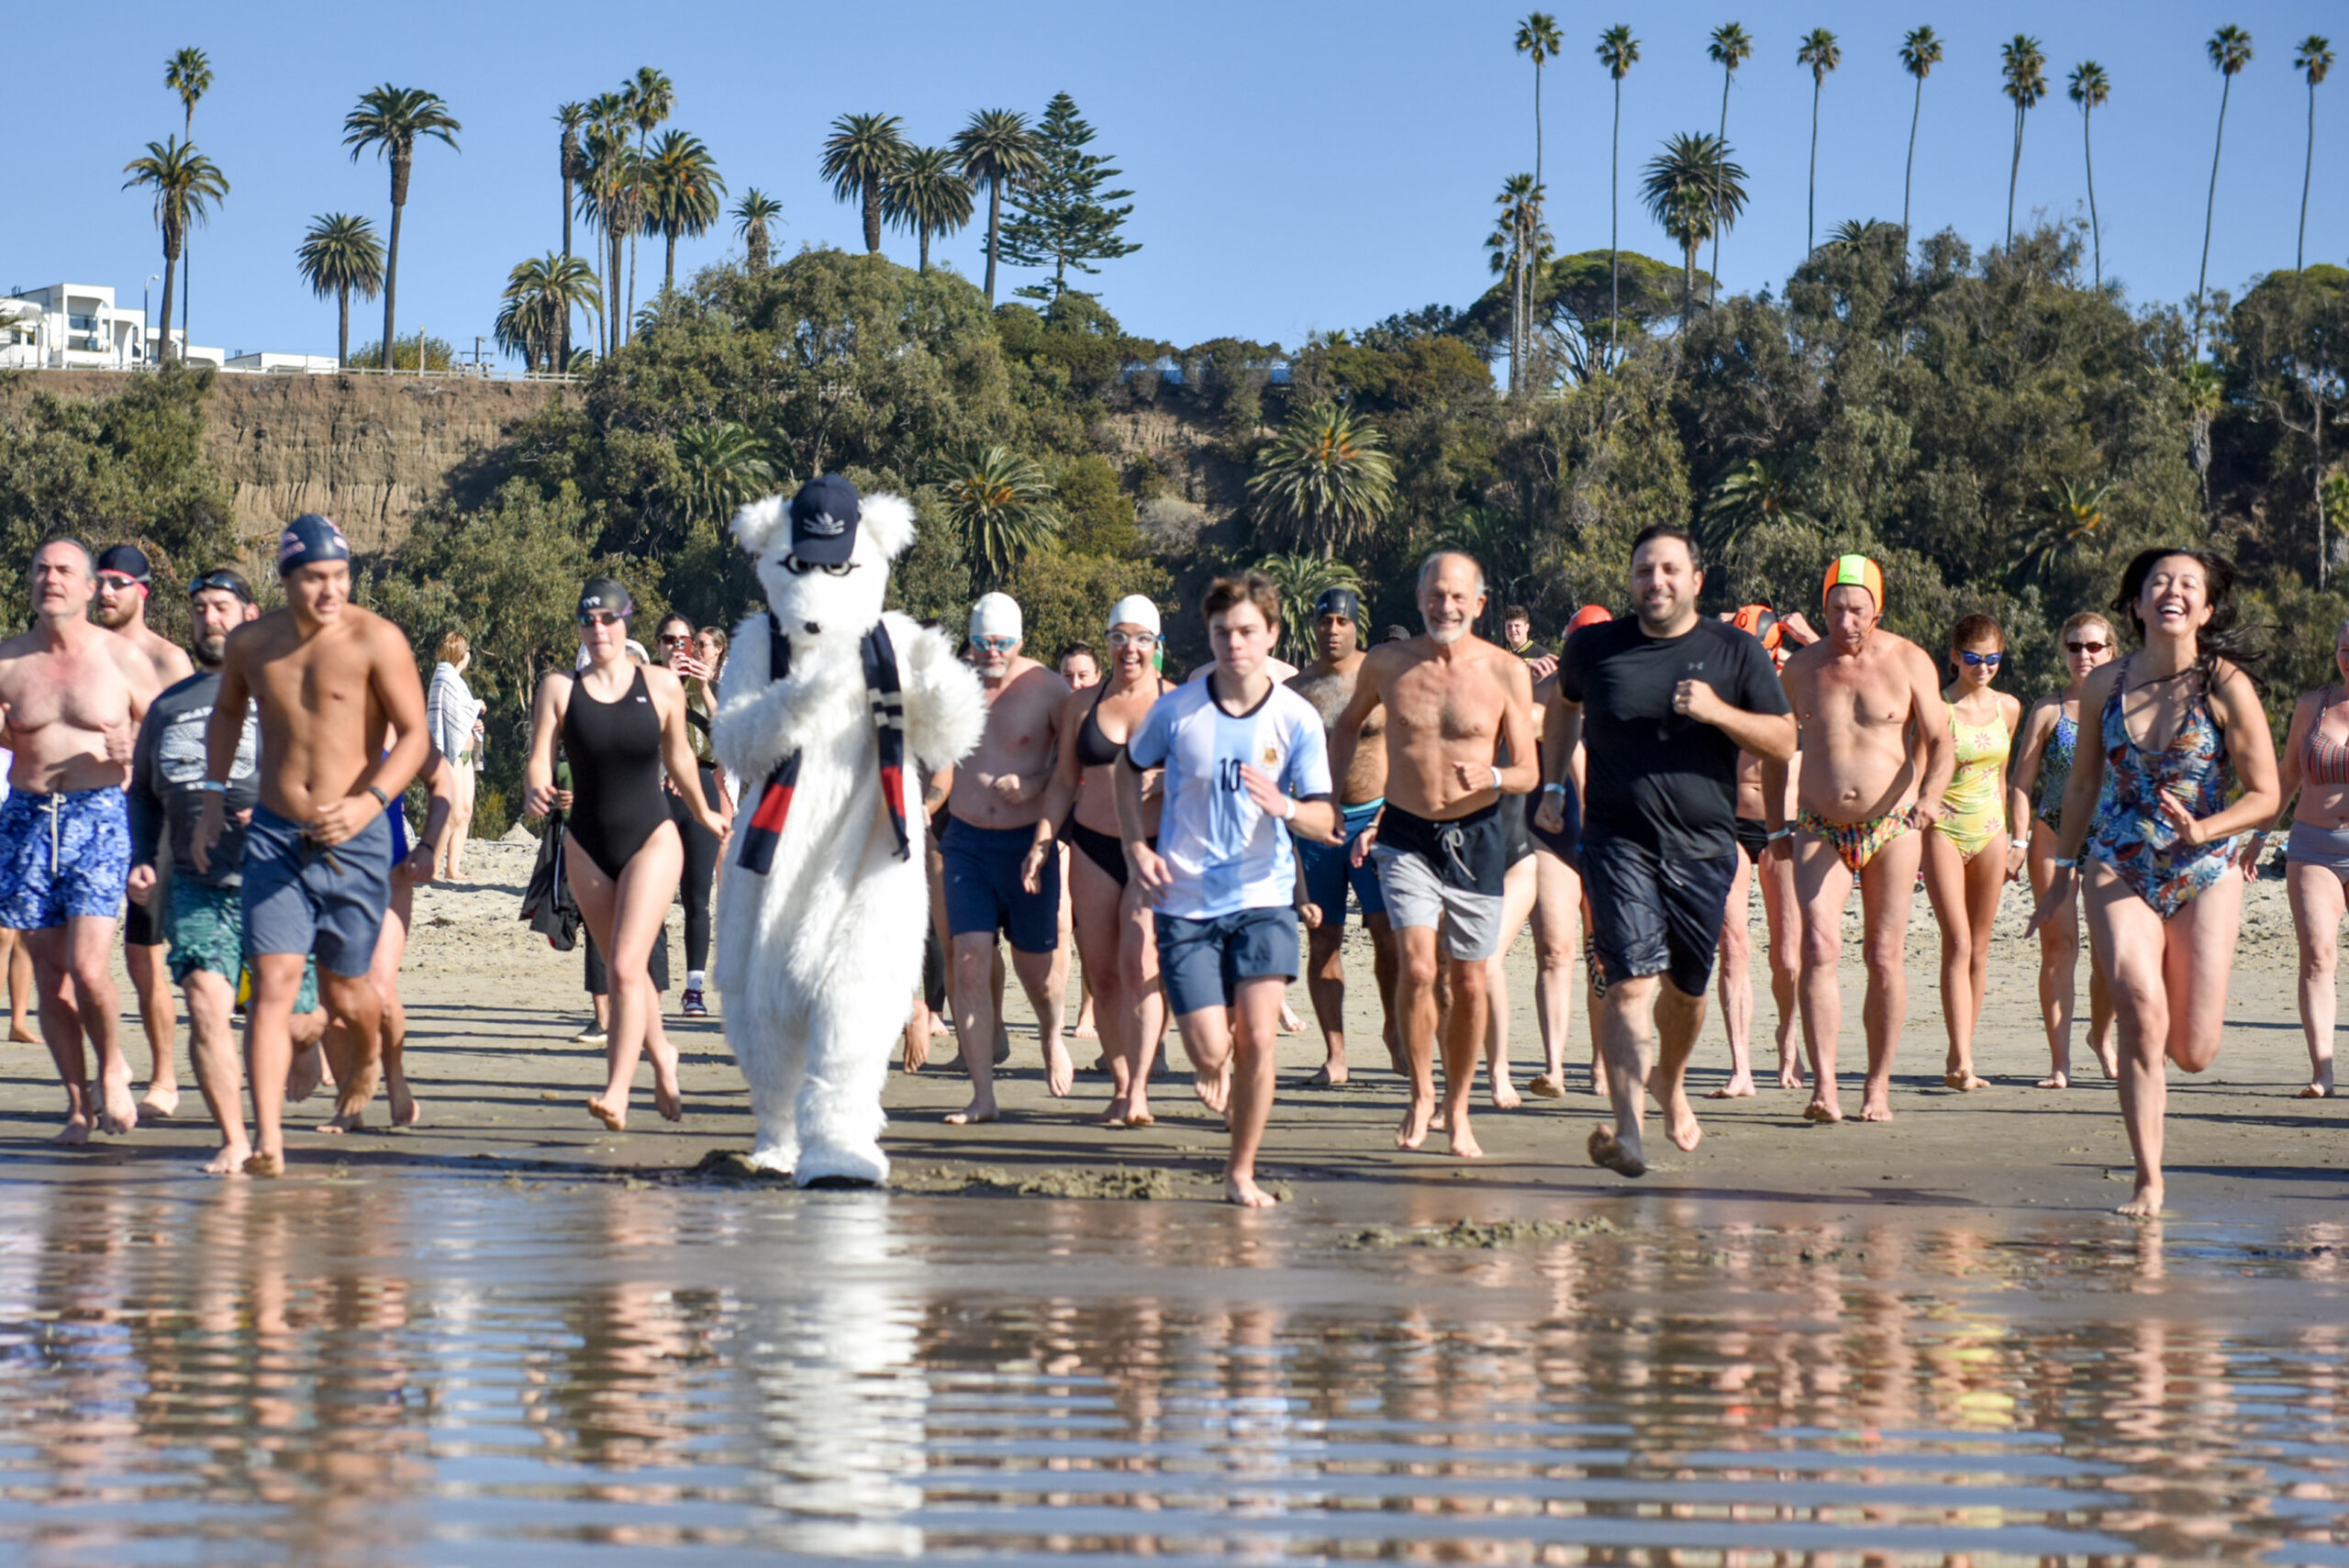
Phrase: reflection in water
[{"left": 0, "top": 1175, "right": 2341, "bottom": 1563}]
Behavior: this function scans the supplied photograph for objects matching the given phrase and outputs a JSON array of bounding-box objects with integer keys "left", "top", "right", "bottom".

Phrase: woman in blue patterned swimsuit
[
  {"left": 2030, "top": 550, "right": 2279, "bottom": 1219},
  {"left": 2006, "top": 611, "right": 2119, "bottom": 1088}
]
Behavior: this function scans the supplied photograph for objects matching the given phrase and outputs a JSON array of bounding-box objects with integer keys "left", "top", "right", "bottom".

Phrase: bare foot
[
  {"left": 50, "top": 1116, "right": 92, "bottom": 1147},
  {"left": 1777, "top": 1059, "right": 1805, "bottom": 1091},
  {"left": 1194, "top": 1066, "right": 1231, "bottom": 1117},
  {"left": 1125, "top": 1109, "right": 1155, "bottom": 1129},
  {"left": 1442, "top": 1106, "right": 1485, "bottom": 1159},
  {"left": 901, "top": 1028, "right": 929, "bottom": 1073},
  {"left": 201, "top": 1143, "right": 250, "bottom": 1175},
  {"left": 7, "top": 1021, "right": 33, "bottom": 1044},
  {"left": 1072, "top": 1015, "right": 1098, "bottom": 1040},
  {"left": 1226, "top": 1173, "right": 1278, "bottom": 1207},
  {"left": 2298, "top": 1082, "right": 2332, "bottom": 1099},
  {"left": 2116, "top": 1181, "right": 2164, "bottom": 1218},
  {"left": 1278, "top": 1003, "right": 1304, "bottom": 1034},
  {"left": 991, "top": 1023, "right": 1010, "bottom": 1066},
  {"left": 2092, "top": 1046, "right": 2120, "bottom": 1079},
  {"left": 586, "top": 1097, "right": 626, "bottom": 1132},
  {"left": 1804, "top": 1095, "right": 1844, "bottom": 1124},
  {"left": 1527, "top": 1073, "right": 1564, "bottom": 1099},
  {"left": 319, "top": 1106, "right": 365, "bottom": 1135},
  {"left": 140, "top": 1083, "right": 180, "bottom": 1120},
  {"left": 1943, "top": 1070, "right": 1988, "bottom": 1091},
  {"left": 1394, "top": 1097, "right": 1433, "bottom": 1151},
  {"left": 1708, "top": 1075, "right": 1757, "bottom": 1100},
  {"left": 243, "top": 1150, "right": 284, "bottom": 1177},
  {"left": 1306, "top": 1061, "right": 1350, "bottom": 1087},
  {"left": 1043, "top": 1039, "right": 1075, "bottom": 1098},
  {"left": 648, "top": 1041, "right": 684, "bottom": 1122},
  {"left": 1663, "top": 1097, "right": 1703, "bottom": 1152},
  {"left": 285, "top": 1045, "right": 325, "bottom": 1103},
  {"left": 944, "top": 1097, "right": 999, "bottom": 1126},
  {"left": 1489, "top": 1079, "right": 1522, "bottom": 1112},
  {"left": 1587, "top": 1124, "right": 1646, "bottom": 1177},
  {"left": 2037, "top": 1073, "right": 2071, "bottom": 1089},
  {"left": 1860, "top": 1093, "right": 1895, "bottom": 1123},
  {"left": 99, "top": 1076, "right": 139, "bottom": 1136}
]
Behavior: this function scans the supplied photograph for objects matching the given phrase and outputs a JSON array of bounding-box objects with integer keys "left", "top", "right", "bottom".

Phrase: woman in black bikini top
[
  {"left": 1020, "top": 596, "right": 1175, "bottom": 1127},
  {"left": 526, "top": 577, "right": 728, "bottom": 1138}
]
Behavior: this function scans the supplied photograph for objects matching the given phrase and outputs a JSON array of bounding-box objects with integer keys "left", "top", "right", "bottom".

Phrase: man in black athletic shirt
[{"left": 1544, "top": 524, "right": 1795, "bottom": 1177}]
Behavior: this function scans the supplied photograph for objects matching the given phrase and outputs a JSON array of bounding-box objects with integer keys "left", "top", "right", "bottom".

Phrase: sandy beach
[{"left": 12, "top": 830, "right": 2343, "bottom": 1225}]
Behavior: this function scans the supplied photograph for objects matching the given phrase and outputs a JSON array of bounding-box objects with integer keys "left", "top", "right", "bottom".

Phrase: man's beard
[
  {"left": 1425, "top": 621, "right": 1466, "bottom": 646},
  {"left": 194, "top": 636, "right": 226, "bottom": 669},
  {"left": 91, "top": 602, "right": 134, "bottom": 631}
]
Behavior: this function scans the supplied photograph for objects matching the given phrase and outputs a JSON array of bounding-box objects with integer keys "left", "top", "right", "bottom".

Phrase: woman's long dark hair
[{"left": 2110, "top": 547, "right": 2266, "bottom": 694}]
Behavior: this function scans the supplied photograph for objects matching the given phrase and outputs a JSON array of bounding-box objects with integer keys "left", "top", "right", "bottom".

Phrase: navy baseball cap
[
  {"left": 277, "top": 514, "right": 351, "bottom": 575},
  {"left": 1312, "top": 586, "right": 1362, "bottom": 624},
  {"left": 95, "top": 544, "right": 152, "bottom": 585},
  {"left": 788, "top": 475, "right": 861, "bottom": 567}
]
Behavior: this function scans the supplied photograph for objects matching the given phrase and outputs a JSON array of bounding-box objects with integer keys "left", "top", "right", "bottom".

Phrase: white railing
[{"left": 3, "top": 361, "right": 583, "bottom": 384}]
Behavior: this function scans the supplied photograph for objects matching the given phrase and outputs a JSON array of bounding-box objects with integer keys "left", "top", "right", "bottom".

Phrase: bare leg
[
  {"left": 1712, "top": 849, "right": 1758, "bottom": 1097},
  {"left": 2288, "top": 861, "right": 2343, "bottom": 1098},
  {"left": 1224, "top": 976, "right": 1285, "bottom": 1207},
  {"left": 1854, "top": 829, "right": 1924, "bottom": 1120},
  {"left": 315, "top": 968, "right": 386, "bottom": 1133},
  {"left": 2030, "top": 819, "right": 2084, "bottom": 1086},
  {"left": 1119, "top": 884, "right": 1165, "bottom": 1125},
  {"left": 2087, "top": 868, "right": 2174, "bottom": 1217},
  {"left": 947, "top": 932, "right": 1004, "bottom": 1124},
  {"left": 242, "top": 951, "right": 312, "bottom": 1173},
  {"left": 128, "top": 940, "right": 179, "bottom": 1118},
  {"left": 569, "top": 825, "right": 685, "bottom": 1131},
  {"left": 444, "top": 762, "right": 476, "bottom": 880},
  {"left": 1790, "top": 839, "right": 1855, "bottom": 1122},
  {"left": 1303, "top": 923, "right": 1351, "bottom": 1085},
  {"left": 1481, "top": 855, "right": 1536, "bottom": 1110},
  {"left": 1529, "top": 847, "right": 1579, "bottom": 1096},
  {"left": 1067, "top": 854, "right": 1129, "bottom": 1119},
  {"left": 1921, "top": 826, "right": 1980, "bottom": 1087},
  {"left": 1590, "top": 973, "right": 1659, "bottom": 1175},
  {"left": 371, "top": 875, "right": 421, "bottom": 1127},
  {"left": 183, "top": 969, "right": 249, "bottom": 1173},
  {"left": 1391, "top": 925, "right": 1442, "bottom": 1149},
  {"left": 0, "top": 930, "right": 31, "bottom": 1042},
  {"left": 1754, "top": 842, "right": 1804, "bottom": 1088},
  {"left": 1366, "top": 913, "right": 1401, "bottom": 1073},
  {"left": 59, "top": 916, "right": 135, "bottom": 1133},
  {"left": 1438, "top": 954, "right": 1487, "bottom": 1157},
  {"left": 1008, "top": 943, "right": 1072, "bottom": 1096},
  {"left": 23, "top": 926, "right": 97, "bottom": 1142}
]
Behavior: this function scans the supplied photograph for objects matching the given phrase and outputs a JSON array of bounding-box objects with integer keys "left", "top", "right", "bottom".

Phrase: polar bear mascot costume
[{"left": 710, "top": 474, "right": 985, "bottom": 1185}]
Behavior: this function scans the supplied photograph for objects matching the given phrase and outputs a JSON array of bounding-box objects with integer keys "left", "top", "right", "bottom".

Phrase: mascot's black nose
[{"left": 803, "top": 621, "right": 820, "bottom": 635}]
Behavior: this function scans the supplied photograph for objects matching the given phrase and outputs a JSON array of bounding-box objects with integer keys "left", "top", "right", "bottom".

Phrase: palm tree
[
  {"left": 342, "top": 84, "right": 462, "bottom": 370},
  {"left": 882, "top": 147, "right": 974, "bottom": 273},
  {"left": 733, "top": 189, "right": 784, "bottom": 273},
  {"left": 952, "top": 109, "right": 1043, "bottom": 306},
  {"left": 673, "top": 423, "right": 777, "bottom": 525},
  {"left": 622, "top": 68, "right": 674, "bottom": 322},
  {"left": 295, "top": 214, "right": 384, "bottom": 368},
  {"left": 1515, "top": 13, "right": 1564, "bottom": 385},
  {"left": 1897, "top": 27, "right": 1943, "bottom": 245},
  {"left": 2020, "top": 479, "right": 2116, "bottom": 578},
  {"left": 1796, "top": 28, "right": 1841, "bottom": 255},
  {"left": 1706, "top": 23, "right": 1753, "bottom": 295},
  {"left": 1254, "top": 554, "right": 1366, "bottom": 663},
  {"left": 936, "top": 447, "right": 1063, "bottom": 585},
  {"left": 2067, "top": 63, "right": 2111, "bottom": 287},
  {"left": 1642, "top": 133, "right": 1746, "bottom": 321},
  {"left": 642, "top": 129, "right": 725, "bottom": 295},
  {"left": 822, "top": 113, "right": 909, "bottom": 257},
  {"left": 1999, "top": 36, "right": 2047, "bottom": 249},
  {"left": 2195, "top": 25, "right": 2254, "bottom": 353},
  {"left": 164, "top": 46, "right": 213, "bottom": 348},
  {"left": 121, "top": 138, "right": 227, "bottom": 364},
  {"left": 2296, "top": 37, "right": 2335, "bottom": 270},
  {"left": 1700, "top": 454, "right": 1811, "bottom": 553},
  {"left": 555, "top": 103, "right": 588, "bottom": 259},
  {"left": 495, "top": 253, "right": 601, "bottom": 374},
  {"left": 1487, "top": 173, "right": 1551, "bottom": 383},
  {"left": 2179, "top": 361, "right": 2223, "bottom": 517},
  {"left": 1596, "top": 25, "right": 1640, "bottom": 368},
  {"left": 1246, "top": 403, "right": 1397, "bottom": 561},
  {"left": 577, "top": 94, "right": 638, "bottom": 356}
]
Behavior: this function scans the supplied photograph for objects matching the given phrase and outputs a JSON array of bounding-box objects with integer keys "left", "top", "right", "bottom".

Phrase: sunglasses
[
  {"left": 96, "top": 573, "right": 145, "bottom": 591},
  {"left": 656, "top": 633, "right": 693, "bottom": 646},
  {"left": 972, "top": 635, "right": 1019, "bottom": 653},
  {"left": 578, "top": 611, "right": 625, "bottom": 628},
  {"left": 2065, "top": 639, "right": 2110, "bottom": 654},
  {"left": 1957, "top": 651, "right": 2003, "bottom": 667},
  {"left": 1107, "top": 630, "right": 1157, "bottom": 650},
  {"left": 782, "top": 557, "right": 857, "bottom": 577}
]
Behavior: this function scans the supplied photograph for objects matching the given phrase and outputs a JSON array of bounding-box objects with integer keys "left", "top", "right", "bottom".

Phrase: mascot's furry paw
[
  {"left": 794, "top": 1141, "right": 890, "bottom": 1189},
  {"left": 745, "top": 1140, "right": 800, "bottom": 1176}
]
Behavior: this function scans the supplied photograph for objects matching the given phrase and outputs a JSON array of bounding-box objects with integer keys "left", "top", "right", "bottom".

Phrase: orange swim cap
[
  {"left": 1822, "top": 554, "right": 1885, "bottom": 613},
  {"left": 1567, "top": 604, "right": 1611, "bottom": 631},
  {"left": 1731, "top": 603, "right": 1782, "bottom": 651}
]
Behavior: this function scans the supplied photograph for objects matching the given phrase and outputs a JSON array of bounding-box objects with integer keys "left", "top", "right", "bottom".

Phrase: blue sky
[{"left": 4, "top": 0, "right": 2340, "bottom": 365}]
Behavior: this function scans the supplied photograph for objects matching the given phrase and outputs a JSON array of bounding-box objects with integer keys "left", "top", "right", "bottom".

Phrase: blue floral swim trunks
[{"left": 0, "top": 788, "right": 129, "bottom": 930}]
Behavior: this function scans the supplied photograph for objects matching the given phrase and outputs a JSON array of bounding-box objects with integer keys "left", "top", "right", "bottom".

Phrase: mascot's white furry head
[{"left": 730, "top": 478, "right": 918, "bottom": 651}]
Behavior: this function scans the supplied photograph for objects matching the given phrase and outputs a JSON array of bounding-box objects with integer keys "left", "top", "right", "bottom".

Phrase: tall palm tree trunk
[
  {"left": 665, "top": 233, "right": 677, "bottom": 295},
  {"left": 918, "top": 228, "right": 931, "bottom": 273},
  {"left": 2006, "top": 105, "right": 2024, "bottom": 246},
  {"left": 337, "top": 283, "right": 350, "bottom": 369},
  {"left": 2195, "top": 76, "right": 2233, "bottom": 352},
  {"left": 863, "top": 187, "right": 883, "bottom": 254},
  {"left": 1902, "top": 77, "right": 1922, "bottom": 239},
  {"left": 1710, "top": 69, "right": 1732, "bottom": 301},
  {"left": 1531, "top": 65, "right": 1544, "bottom": 378},
  {"left": 2083, "top": 105, "right": 2102, "bottom": 285},
  {"left": 1609, "top": 80, "right": 1622, "bottom": 370},
  {"left": 1683, "top": 239, "right": 1697, "bottom": 321},
  {"left": 2300, "top": 82, "right": 2318, "bottom": 270},
  {"left": 156, "top": 236, "right": 180, "bottom": 364},
  {"left": 983, "top": 181, "right": 1003, "bottom": 305},
  {"left": 1807, "top": 83, "right": 1821, "bottom": 252},
  {"left": 383, "top": 202, "right": 404, "bottom": 365},
  {"left": 182, "top": 243, "right": 191, "bottom": 350}
]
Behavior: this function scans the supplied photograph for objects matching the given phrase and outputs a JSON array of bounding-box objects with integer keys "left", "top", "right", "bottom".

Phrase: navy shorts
[
  {"left": 1580, "top": 835, "right": 1739, "bottom": 998},
  {"left": 241, "top": 805, "right": 393, "bottom": 979},
  {"left": 1295, "top": 799, "right": 1386, "bottom": 930},
  {"left": 1156, "top": 907, "right": 1299, "bottom": 1018},
  {"left": 941, "top": 816, "right": 1061, "bottom": 954}
]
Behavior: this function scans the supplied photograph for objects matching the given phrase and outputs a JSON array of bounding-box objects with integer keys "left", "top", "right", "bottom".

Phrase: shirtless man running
[
  {"left": 1331, "top": 551, "right": 1539, "bottom": 1158},
  {"left": 0, "top": 539, "right": 161, "bottom": 1140},
  {"left": 941, "top": 592, "right": 1073, "bottom": 1124},
  {"left": 1286, "top": 587, "right": 1397, "bottom": 1085},
  {"left": 193, "top": 516, "right": 430, "bottom": 1174},
  {"left": 94, "top": 543, "right": 195, "bottom": 1120},
  {"left": 1763, "top": 556, "right": 1954, "bottom": 1123}
]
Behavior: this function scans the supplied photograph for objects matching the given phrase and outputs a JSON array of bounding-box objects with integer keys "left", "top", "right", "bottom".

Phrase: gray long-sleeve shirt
[{"left": 128, "top": 670, "right": 261, "bottom": 888}]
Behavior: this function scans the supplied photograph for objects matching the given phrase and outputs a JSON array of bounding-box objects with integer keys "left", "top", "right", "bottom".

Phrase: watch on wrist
[{"left": 363, "top": 784, "right": 392, "bottom": 808}]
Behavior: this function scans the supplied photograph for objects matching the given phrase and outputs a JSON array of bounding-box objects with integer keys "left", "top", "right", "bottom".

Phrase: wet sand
[{"left": 12, "top": 834, "right": 2344, "bottom": 1225}]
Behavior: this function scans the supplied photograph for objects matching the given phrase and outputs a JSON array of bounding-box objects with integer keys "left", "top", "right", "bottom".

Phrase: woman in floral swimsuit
[{"left": 2030, "top": 550, "right": 2278, "bottom": 1219}]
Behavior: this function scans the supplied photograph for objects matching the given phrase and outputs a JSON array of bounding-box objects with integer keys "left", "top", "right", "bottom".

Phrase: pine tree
[{"left": 997, "top": 93, "right": 1139, "bottom": 298}]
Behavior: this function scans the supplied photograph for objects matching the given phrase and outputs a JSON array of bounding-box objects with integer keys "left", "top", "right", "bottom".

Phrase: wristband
[
  {"left": 1542, "top": 782, "right": 1566, "bottom": 797},
  {"left": 197, "top": 780, "right": 228, "bottom": 795},
  {"left": 1489, "top": 765, "right": 1504, "bottom": 792},
  {"left": 363, "top": 784, "right": 391, "bottom": 809},
  {"left": 1279, "top": 795, "right": 1297, "bottom": 823},
  {"left": 1766, "top": 828, "right": 1792, "bottom": 843}
]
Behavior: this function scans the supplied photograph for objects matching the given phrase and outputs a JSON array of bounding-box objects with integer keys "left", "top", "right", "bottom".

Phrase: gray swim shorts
[
  {"left": 1371, "top": 803, "right": 1508, "bottom": 962},
  {"left": 241, "top": 804, "right": 393, "bottom": 979}
]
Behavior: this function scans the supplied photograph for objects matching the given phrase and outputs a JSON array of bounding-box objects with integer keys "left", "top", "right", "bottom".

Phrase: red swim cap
[{"left": 1567, "top": 604, "right": 1611, "bottom": 632}]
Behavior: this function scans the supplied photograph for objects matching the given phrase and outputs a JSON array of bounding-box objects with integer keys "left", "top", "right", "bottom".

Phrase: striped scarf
[{"left": 735, "top": 612, "right": 909, "bottom": 874}]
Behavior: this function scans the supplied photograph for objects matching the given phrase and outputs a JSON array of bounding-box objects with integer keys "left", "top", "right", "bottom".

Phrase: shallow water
[{"left": 0, "top": 1173, "right": 2344, "bottom": 1565}]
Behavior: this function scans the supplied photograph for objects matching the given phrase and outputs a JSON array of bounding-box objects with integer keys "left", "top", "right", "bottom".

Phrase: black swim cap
[
  {"left": 1312, "top": 586, "right": 1363, "bottom": 624},
  {"left": 95, "top": 544, "right": 152, "bottom": 585},
  {"left": 276, "top": 515, "right": 351, "bottom": 575},
  {"left": 577, "top": 576, "right": 634, "bottom": 620}
]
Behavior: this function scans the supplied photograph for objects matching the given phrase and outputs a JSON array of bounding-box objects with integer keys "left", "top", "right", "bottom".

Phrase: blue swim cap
[{"left": 277, "top": 514, "right": 351, "bottom": 576}]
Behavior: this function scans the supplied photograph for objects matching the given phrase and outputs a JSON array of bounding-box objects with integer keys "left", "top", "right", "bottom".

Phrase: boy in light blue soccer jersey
[{"left": 1116, "top": 572, "right": 1337, "bottom": 1207}]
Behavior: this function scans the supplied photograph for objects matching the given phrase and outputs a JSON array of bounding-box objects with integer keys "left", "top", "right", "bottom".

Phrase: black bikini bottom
[{"left": 1063, "top": 817, "right": 1152, "bottom": 889}]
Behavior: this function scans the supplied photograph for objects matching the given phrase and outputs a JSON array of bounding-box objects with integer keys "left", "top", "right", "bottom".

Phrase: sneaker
[
  {"left": 572, "top": 1025, "right": 608, "bottom": 1046},
  {"left": 683, "top": 988, "right": 708, "bottom": 1018}
]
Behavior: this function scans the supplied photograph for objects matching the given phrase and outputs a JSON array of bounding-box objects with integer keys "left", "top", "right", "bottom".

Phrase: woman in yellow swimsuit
[{"left": 1922, "top": 613, "right": 2022, "bottom": 1091}]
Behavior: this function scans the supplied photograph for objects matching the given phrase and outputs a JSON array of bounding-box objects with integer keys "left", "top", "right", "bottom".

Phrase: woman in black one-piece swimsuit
[{"left": 526, "top": 578, "right": 728, "bottom": 1131}]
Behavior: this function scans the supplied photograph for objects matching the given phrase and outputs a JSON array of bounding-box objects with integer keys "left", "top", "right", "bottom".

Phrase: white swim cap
[
  {"left": 1106, "top": 595, "right": 1162, "bottom": 636},
  {"left": 969, "top": 592, "right": 1023, "bottom": 642}
]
